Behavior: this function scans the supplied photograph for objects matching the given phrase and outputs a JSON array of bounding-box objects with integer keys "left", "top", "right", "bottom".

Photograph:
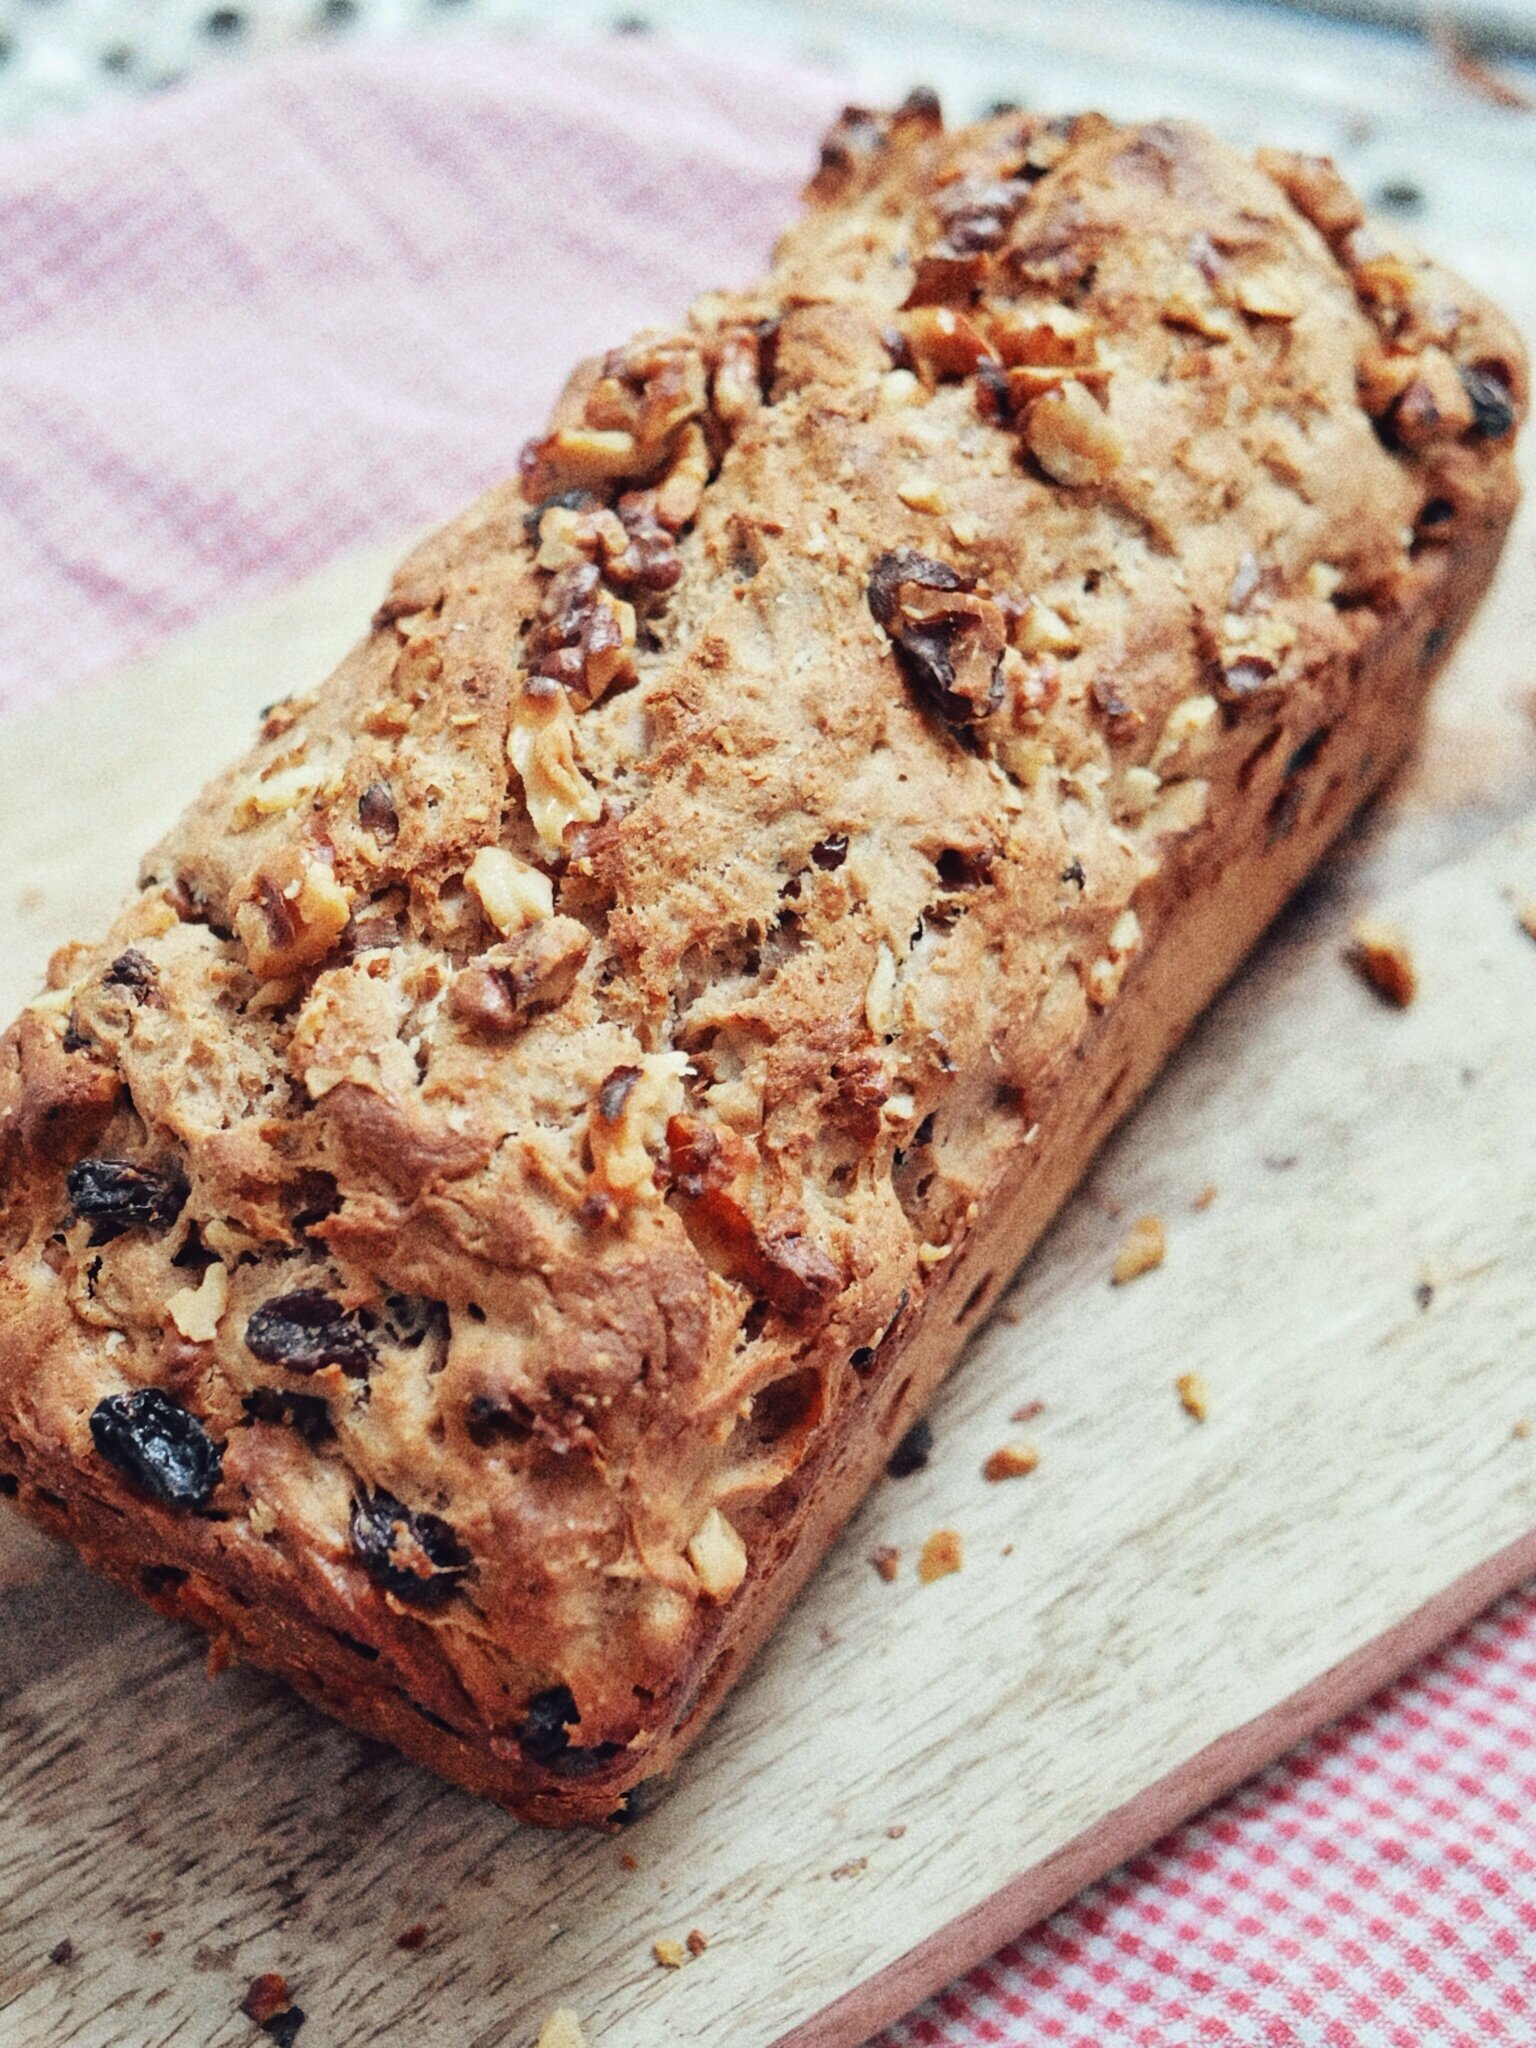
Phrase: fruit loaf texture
[{"left": 0, "top": 99, "right": 1524, "bottom": 1826}]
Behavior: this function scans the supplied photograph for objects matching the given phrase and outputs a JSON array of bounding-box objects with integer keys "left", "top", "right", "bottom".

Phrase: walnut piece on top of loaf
[{"left": 0, "top": 94, "right": 1523, "bottom": 1825}]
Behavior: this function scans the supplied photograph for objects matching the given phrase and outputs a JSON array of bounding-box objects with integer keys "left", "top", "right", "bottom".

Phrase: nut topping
[{"left": 866, "top": 548, "right": 1007, "bottom": 724}]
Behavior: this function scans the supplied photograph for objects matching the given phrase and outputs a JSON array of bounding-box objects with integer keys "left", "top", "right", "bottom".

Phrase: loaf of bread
[{"left": 0, "top": 98, "right": 1523, "bottom": 1826}]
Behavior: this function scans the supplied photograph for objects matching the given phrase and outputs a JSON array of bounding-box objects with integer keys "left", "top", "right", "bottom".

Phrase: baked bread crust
[{"left": 0, "top": 100, "right": 1523, "bottom": 1826}]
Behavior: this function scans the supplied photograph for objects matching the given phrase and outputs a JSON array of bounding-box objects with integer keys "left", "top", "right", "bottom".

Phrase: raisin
[
  {"left": 357, "top": 781, "right": 399, "bottom": 841},
  {"left": 349, "top": 1491, "right": 471, "bottom": 1606},
  {"left": 515, "top": 1684, "right": 622, "bottom": 1777},
  {"left": 886, "top": 1416, "right": 933, "bottom": 1479},
  {"left": 1460, "top": 365, "right": 1516, "bottom": 441},
  {"left": 245, "top": 1291, "right": 376, "bottom": 1376},
  {"left": 66, "top": 1158, "right": 187, "bottom": 1245},
  {"left": 103, "top": 948, "right": 159, "bottom": 999},
  {"left": 89, "top": 1390, "right": 223, "bottom": 1510},
  {"left": 242, "top": 1387, "right": 335, "bottom": 1445},
  {"left": 811, "top": 833, "right": 849, "bottom": 870}
]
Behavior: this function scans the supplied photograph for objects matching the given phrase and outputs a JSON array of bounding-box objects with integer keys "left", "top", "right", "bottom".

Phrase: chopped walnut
[
  {"left": 865, "top": 943, "right": 899, "bottom": 1037},
  {"left": 1255, "top": 148, "right": 1365, "bottom": 244},
  {"left": 1518, "top": 903, "right": 1536, "bottom": 944},
  {"left": 526, "top": 562, "right": 638, "bottom": 706},
  {"left": 711, "top": 325, "right": 762, "bottom": 425},
  {"left": 588, "top": 1052, "right": 690, "bottom": 1200},
  {"left": 231, "top": 762, "right": 326, "bottom": 830},
  {"left": 449, "top": 917, "right": 590, "bottom": 1035},
  {"left": 983, "top": 1442, "right": 1039, "bottom": 1481},
  {"left": 535, "top": 502, "right": 629, "bottom": 572},
  {"left": 1086, "top": 907, "right": 1143, "bottom": 1008},
  {"left": 1392, "top": 347, "right": 1476, "bottom": 448},
  {"left": 1151, "top": 694, "right": 1218, "bottom": 770},
  {"left": 463, "top": 847, "right": 553, "bottom": 936},
  {"left": 165, "top": 1259, "right": 228, "bottom": 1344},
  {"left": 899, "top": 305, "right": 996, "bottom": 380},
  {"left": 686, "top": 1929, "right": 709, "bottom": 1958},
  {"left": 1176, "top": 1371, "right": 1209, "bottom": 1422},
  {"left": 655, "top": 421, "right": 711, "bottom": 530},
  {"left": 869, "top": 1544, "right": 900, "bottom": 1582},
  {"left": 1024, "top": 383, "right": 1125, "bottom": 487},
  {"left": 234, "top": 857, "right": 353, "bottom": 981},
  {"left": 866, "top": 548, "right": 1007, "bottom": 724},
  {"left": 508, "top": 675, "right": 603, "bottom": 855},
  {"left": 1112, "top": 1213, "right": 1165, "bottom": 1285},
  {"left": 1347, "top": 919, "right": 1416, "bottom": 1007},
  {"left": 918, "top": 1529, "right": 963, "bottom": 1583},
  {"left": 687, "top": 1506, "right": 748, "bottom": 1600}
]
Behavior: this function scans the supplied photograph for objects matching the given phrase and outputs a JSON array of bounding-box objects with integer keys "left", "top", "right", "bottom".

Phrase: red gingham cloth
[{"left": 2, "top": 39, "right": 1534, "bottom": 2044}]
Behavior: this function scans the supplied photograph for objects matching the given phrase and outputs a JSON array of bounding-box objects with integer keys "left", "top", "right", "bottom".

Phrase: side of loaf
[{"left": 0, "top": 98, "right": 1523, "bottom": 1826}]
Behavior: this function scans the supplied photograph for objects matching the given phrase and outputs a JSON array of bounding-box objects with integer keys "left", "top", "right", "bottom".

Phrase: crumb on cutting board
[
  {"left": 240, "top": 1973, "right": 305, "bottom": 2047},
  {"left": 686, "top": 1929, "right": 709, "bottom": 1957},
  {"left": 1113, "top": 1214, "right": 1165, "bottom": 1284},
  {"left": 830, "top": 1857, "right": 868, "bottom": 1880},
  {"left": 983, "top": 1442, "right": 1040, "bottom": 1481},
  {"left": 396, "top": 1923, "right": 428, "bottom": 1952},
  {"left": 869, "top": 1544, "right": 900, "bottom": 1582},
  {"left": 48, "top": 1939, "right": 74, "bottom": 1967},
  {"left": 1347, "top": 918, "right": 1416, "bottom": 1007},
  {"left": 1513, "top": 1419, "right": 1532, "bottom": 1440},
  {"left": 654, "top": 1938, "right": 688, "bottom": 1970},
  {"left": 1012, "top": 1398, "right": 1045, "bottom": 1423},
  {"left": 1176, "top": 1372, "right": 1209, "bottom": 1423},
  {"left": 538, "top": 2011, "right": 587, "bottom": 2048},
  {"left": 1519, "top": 902, "right": 1536, "bottom": 943},
  {"left": 1192, "top": 1183, "right": 1217, "bottom": 1211},
  {"left": 918, "top": 1529, "right": 963, "bottom": 1582},
  {"left": 886, "top": 1418, "right": 933, "bottom": 1478}
]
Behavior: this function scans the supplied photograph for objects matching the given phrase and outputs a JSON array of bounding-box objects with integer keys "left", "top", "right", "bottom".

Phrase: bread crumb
[
  {"left": 240, "top": 1974, "right": 294, "bottom": 2026},
  {"left": 396, "top": 1923, "right": 428, "bottom": 1952},
  {"left": 1513, "top": 1419, "right": 1531, "bottom": 1440},
  {"left": 1519, "top": 903, "right": 1536, "bottom": 943},
  {"left": 983, "top": 1442, "right": 1040, "bottom": 1482},
  {"left": 869, "top": 1544, "right": 900, "bottom": 1583},
  {"left": 1113, "top": 1214, "right": 1165, "bottom": 1284},
  {"left": 537, "top": 2011, "right": 586, "bottom": 2048},
  {"left": 887, "top": 1822, "right": 907, "bottom": 1839},
  {"left": 619, "top": 1851, "right": 638, "bottom": 1872},
  {"left": 1191, "top": 1183, "right": 1217, "bottom": 1212},
  {"left": 918, "top": 1529, "right": 963, "bottom": 1583},
  {"left": 830, "top": 1857, "right": 868, "bottom": 1880},
  {"left": 1011, "top": 1398, "right": 1045, "bottom": 1423},
  {"left": 654, "top": 1938, "right": 687, "bottom": 1969},
  {"left": 1176, "top": 1372, "right": 1209, "bottom": 1422},
  {"left": 686, "top": 1929, "right": 709, "bottom": 1957},
  {"left": 1347, "top": 919, "right": 1416, "bottom": 1007}
]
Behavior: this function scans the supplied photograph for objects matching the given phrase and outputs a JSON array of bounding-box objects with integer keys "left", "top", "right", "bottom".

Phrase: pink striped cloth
[{"left": 3, "top": 37, "right": 1535, "bottom": 2046}]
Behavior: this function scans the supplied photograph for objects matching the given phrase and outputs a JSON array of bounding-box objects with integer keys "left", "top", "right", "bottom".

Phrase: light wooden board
[
  {"left": 1, "top": 552, "right": 1535, "bottom": 2048},
  {"left": 5, "top": 110, "right": 1536, "bottom": 2048}
]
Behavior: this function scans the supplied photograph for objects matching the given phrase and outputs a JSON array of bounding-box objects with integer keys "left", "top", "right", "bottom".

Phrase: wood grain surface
[{"left": 4, "top": 88, "right": 1536, "bottom": 2048}]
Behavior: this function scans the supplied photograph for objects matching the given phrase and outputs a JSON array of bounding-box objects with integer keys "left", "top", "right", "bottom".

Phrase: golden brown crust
[{"left": 0, "top": 101, "right": 1523, "bottom": 1825}]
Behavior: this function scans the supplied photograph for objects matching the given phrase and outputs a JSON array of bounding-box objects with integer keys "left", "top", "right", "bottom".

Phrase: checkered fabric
[{"left": 2, "top": 39, "right": 1533, "bottom": 2045}]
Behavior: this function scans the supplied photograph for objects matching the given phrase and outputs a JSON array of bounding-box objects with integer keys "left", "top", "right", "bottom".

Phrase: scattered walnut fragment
[
  {"left": 48, "top": 1938, "right": 74, "bottom": 1967},
  {"left": 1518, "top": 902, "right": 1536, "bottom": 943},
  {"left": 686, "top": 1929, "right": 709, "bottom": 1957},
  {"left": 240, "top": 1973, "right": 305, "bottom": 2047},
  {"left": 1112, "top": 1214, "right": 1165, "bottom": 1285},
  {"left": 1191, "top": 1183, "right": 1218, "bottom": 1212},
  {"left": 1347, "top": 919, "right": 1416, "bottom": 1007},
  {"left": 654, "top": 1937, "right": 688, "bottom": 1969},
  {"left": 830, "top": 1857, "right": 869, "bottom": 1880},
  {"left": 983, "top": 1442, "right": 1039, "bottom": 1482},
  {"left": 918, "top": 1529, "right": 963, "bottom": 1583},
  {"left": 537, "top": 2011, "right": 587, "bottom": 2048},
  {"left": 1176, "top": 1372, "right": 1209, "bottom": 1423},
  {"left": 869, "top": 1544, "right": 900, "bottom": 1582}
]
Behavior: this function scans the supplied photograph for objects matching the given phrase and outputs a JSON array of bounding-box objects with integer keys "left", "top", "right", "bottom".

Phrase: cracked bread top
[{"left": 0, "top": 100, "right": 1523, "bottom": 1780}]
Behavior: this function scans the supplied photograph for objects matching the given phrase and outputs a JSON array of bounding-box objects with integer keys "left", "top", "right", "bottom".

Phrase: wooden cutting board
[{"left": 4, "top": 286, "right": 1536, "bottom": 2048}]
